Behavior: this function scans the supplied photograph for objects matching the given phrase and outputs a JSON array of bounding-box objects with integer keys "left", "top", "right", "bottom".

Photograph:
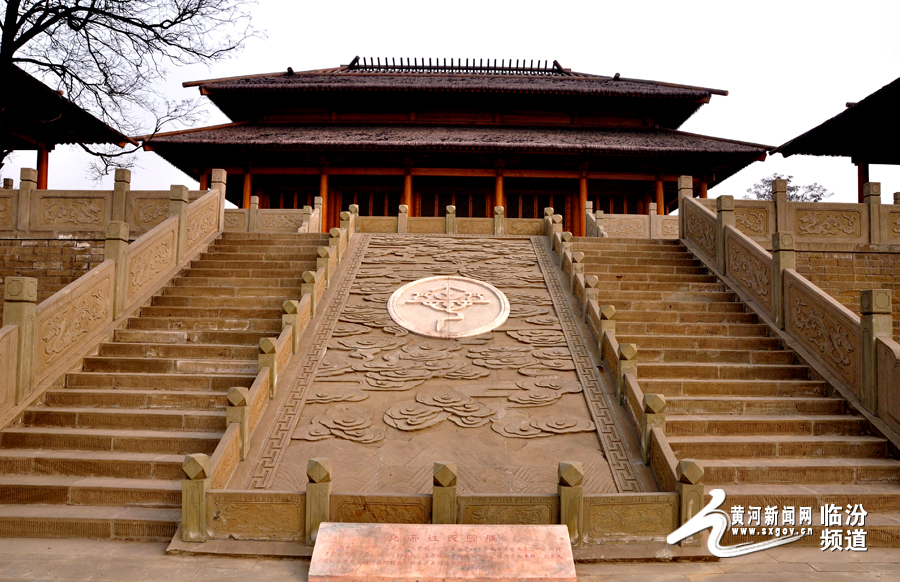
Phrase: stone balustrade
[
  {"left": 223, "top": 195, "right": 322, "bottom": 234},
  {"left": 352, "top": 204, "right": 545, "bottom": 236}
]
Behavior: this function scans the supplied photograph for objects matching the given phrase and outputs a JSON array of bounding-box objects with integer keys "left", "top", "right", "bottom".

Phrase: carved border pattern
[
  {"left": 685, "top": 203, "right": 715, "bottom": 260},
  {"left": 531, "top": 237, "right": 642, "bottom": 493},
  {"left": 186, "top": 196, "right": 218, "bottom": 250},
  {"left": 126, "top": 229, "right": 175, "bottom": 304},
  {"left": 726, "top": 234, "right": 772, "bottom": 313},
  {"left": 796, "top": 211, "right": 859, "bottom": 237},
  {"left": 602, "top": 218, "right": 646, "bottom": 237},
  {"left": 248, "top": 234, "right": 372, "bottom": 489},
  {"left": 735, "top": 208, "right": 767, "bottom": 235}
]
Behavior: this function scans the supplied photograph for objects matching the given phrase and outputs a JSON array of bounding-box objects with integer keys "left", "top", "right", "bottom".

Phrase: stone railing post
[
  {"left": 181, "top": 453, "right": 210, "bottom": 542},
  {"left": 248, "top": 195, "right": 259, "bottom": 233},
  {"left": 493, "top": 206, "right": 505, "bottom": 235},
  {"left": 543, "top": 207, "right": 555, "bottom": 237},
  {"left": 306, "top": 457, "right": 332, "bottom": 546},
  {"left": 773, "top": 178, "right": 789, "bottom": 232},
  {"left": 582, "top": 274, "right": 598, "bottom": 320},
  {"left": 861, "top": 289, "right": 892, "bottom": 413},
  {"left": 716, "top": 195, "right": 734, "bottom": 273},
  {"left": 282, "top": 300, "right": 301, "bottom": 354},
  {"left": 2, "top": 277, "right": 37, "bottom": 403},
  {"left": 641, "top": 394, "right": 666, "bottom": 463},
  {"left": 226, "top": 387, "right": 250, "bottom": 460},
  {"left": 432, "top": 462, "right": 457, "bottom": 525},
  {"left": 398, "top": 204, "right": 409, "bottom": 233},
  {"left": 350, "top": 204, "right": 359, "bottom": 236},
  {"left": 112, "top": 168, "right": 131, "bottom": 223},
  {"left": 550, "top": 214, "right": 563, "bottom": 237},
  {"left": 317, "top": 247, "right": 332, "bottom": 287},
  {"left": 676, "top": 459, "right": 705, "bottom": 547},
  {"left": 210, "top": 169, "right": 227, "bottom": 231},
  {"left": 599, "top": 304, "right": 616, "bottom": 338},
  {"left": 329, "top": 227, "right": 343, "bottom": 262},
  {"left": 772, "top": 232, "right": 796, "bottom": 329},
  {"left": 559, "top": 232, "right": 573, "bottom": 259},
  {"left": 314, "top": 196, "right": 323, "bottom": 231},
  {"left": 677, "top": 175, "right": 693, "bottom": 239},
  {"left": 16, "top": 168, "right": 37, "bottom": 231},
  {"left": 570, "top": 251, "right": 584, "bottom": 289},
  {"left": 864, "top": 183, "right": 882, "bottom": 244},
  {"left": 258, "top": 337, "right": 278, "bottom": 398},
  {"left": 445, "top": 205, "right": 457, "bottom": 234},
  {"left": 558, "top": 461, "right": 584, "bottom": 548},
  {"left": 617, "top": 343, "right": 638, "bottom": 405},
  {"left": 649, "top": 203, "right": 660, "bottom": 239},
  {"left": 301, "top": 271, "right": 318, "bottom": 316},
  {"left": 105, "top": 221, "right": 129, "bottom": 318},
  {"left": 168, "top": 185, "right": 189, "bottom": 264}
]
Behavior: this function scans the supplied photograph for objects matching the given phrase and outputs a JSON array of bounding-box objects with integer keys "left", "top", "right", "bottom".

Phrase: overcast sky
[{"left": 3, "top": 0, "right": 899, "bottom": 205}]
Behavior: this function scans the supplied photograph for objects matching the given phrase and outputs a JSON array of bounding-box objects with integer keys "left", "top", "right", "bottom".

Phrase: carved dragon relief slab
[
  {"left": 251, "top": 234, "right": 618, "bottom": 495},
  {"left": 39, "top": 197, "right": 105, "bottom": 226},
  {"left": 685, "top": 203, "right": 716, "bottom": 259},
  {"left": 0, "top": 196, "right": 12, "bottom": 227},
  {"left": 734, "top": 207, "right": 768, "bottom": 236},
  {"left": 185, "top": 196, "right": 218, "bottom": 250},
  {"left": 796, "top": 210, "right": 861, "bottom": 238},
  {"left": 726, "top": 234, "right": 772, "bottom": 313}
]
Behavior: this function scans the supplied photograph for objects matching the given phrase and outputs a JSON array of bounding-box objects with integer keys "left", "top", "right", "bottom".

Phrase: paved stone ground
[{"left": 0, "top": 539, "right": 899, "bottom": 581}]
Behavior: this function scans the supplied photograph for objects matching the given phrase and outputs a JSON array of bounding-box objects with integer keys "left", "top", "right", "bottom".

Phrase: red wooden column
[
  {"left": 319, "top": 172, "right": 329, "bottom": 231},
  {"left": 699, "top": 181, "right": 708, "bottom": 199},
  {"left": 242, "top": 172, "right": 252, "bottom": 209},
  {"left": 198, "top": 171, "right": 209, "bottom": 191},
  {"left": 36, "top": 146, "right": 50, "bottom": 189},
  {"left": 857, "top": 163, "right": 869, "bottom": 203},
  {"left": 402, "top": 159, "right": 413, "bottom": 212},
  {"left": 494, "top": 160, "right": 505, "bottom": 212},
  {"left": 576, "top": 166, "right": 588, "bottom": 237},
  {"left": 655, "top": 179, "right": 665, "bottom": 215}
]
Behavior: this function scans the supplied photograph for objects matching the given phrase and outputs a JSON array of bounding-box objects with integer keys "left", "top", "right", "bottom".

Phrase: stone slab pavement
[{"left": 0, "top": 539, "right": 899, "bottom": 582}]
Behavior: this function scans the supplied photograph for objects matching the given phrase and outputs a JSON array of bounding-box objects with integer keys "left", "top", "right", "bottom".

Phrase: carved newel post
[
  {"left": 772, "top": 232, "right": 795, "bottom": 330},
  {"left": 301, "top": 270, "right": 319, "bottom": 316},
  {"left": 558, "top": 461, "right": 584, "bottom": 548},
  {"left": 181, "top": 453, "right": 210, "bottom": 542},
  {"left": 226, "top": 386, "right": 250, "bottom": 460},
  {"left": 317, "top": 247, "right": 332, "bottom": 287},
  {"left": 445, "top": 205, "right": 457, "bottom": 234},
  {"left": 617, "top": 343, "right": 638, "bottom": 405},
  {"left": 329, "top": 226, "right": 344, "bottom": 262},
  {"left": 677, "top": 175, "right": 693, "bottom": 239},
  {"left": 282, "top": 300, "right": 301, "bottom": 354},
  {"left": 258, "top": 336, "right": 278, "bottom": 398},
  {"left": 112, "top": 168, "right": 131, "bottom": 222},
  {"left": 432, "top": 461, "right": 458, "bottom": 525},
  {"left": 493, "top": 206, "right": 505, "bottom": 235},
  {"left": 168, "top": 185, "right": 189, "bottom": 264},
  {"left": 715, "top": 195, "right": 734, "bottom": 273},
  {"left": 599, "top": 304, "right": 616, "bottom": 338},
  {"left": 860, "top": 289, "right": 892, "bottom": 413},
  {"left": 676, "top": 459, "right": 704, "bottom": 547},
  {"left": 306, "top": 457, "right": 332, "bottom": 546},
  {"left": 2, "top": 276, "right": 37, "bottom": 403},
  {"left": 398, "top": 204, "right": 409, "bottom": 234},
  {"left": 105, "top": 221, "right": 129, "bottom": 318},
  {"left": 863, "top": 183, "right": 882, "bottom": 244},
  {"left": 641, "top": 394, "right": 666, "bottom": 464}
]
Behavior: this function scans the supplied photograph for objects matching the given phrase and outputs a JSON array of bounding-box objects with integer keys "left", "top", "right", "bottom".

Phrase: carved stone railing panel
[
  {"left": 0, "top": 192, "right": 17, "bottom": 230},
  {"left": 733, "top": 201, "right": 774, "bottom": 243},
  {"left": 660, "top": 216, "right": 679, "bottom": 240},
  {"left": 124, "top": 191, "right": 172, "bottom": 234},
  {"left": 458, "top": 495, "right": 559, "bottom": 525},
  {"left": 124, "top": 217, "right": 178, "bottom": 306},
  {"left": 881, "top": 206, "right": 900, "bottom": 243},
  {"left": 224, "top": 209, "right": 248, "bottom": 232},
  {"left": 358, "top": 216, "right": 398, "bottom": 233},
  {"left": 207, "top": 490, "right": 305, "bottom": 541},
  {"left": 791, "top": 202, "right": 867, "bottom": 245},
  {"left": 584, "top": 494, "right": 678, "bottom": 540},
  {"left": 600, "top": 216, "right": 649, "bottom": 238},
  {"left": 184, "top": 189, "right": 221, "bottom": 257},
  {"left": 725, "top": 225, "right": 774, "bottom": 316},
  {"left": 683, "top": 198, "right": 717, "bottom": 263},
  {"left": 506, "top": 219, "right": 543, "bottom": 236},
  {"left": 257, "top": 209, "right": 309, "bottom": 233},
  {"left": 0, "top": 325, "right": 17, "bottom": 417},
  {"left": 33, "top": 260, "right": 115, "bottom": 381},
  {"left": 408, "top": 217, "right": 445, "bottom": 234},
  {"left": 457, "top": 218, "right": 493, "bottom": 235},
  {"left": 876, "top": 337, "right": 900, "bottom": 436},
  {"left": 31, "top": 191, "right": 112, "bottom": 231},
  {"left": 784, "top": 269, "right": 862, "bottom": 392},
  {"left": 331, "top": 494, "right": 432, "bottom": 525},
  {"left": 209, "top": 423, "right": 241, "bottom": 491}
]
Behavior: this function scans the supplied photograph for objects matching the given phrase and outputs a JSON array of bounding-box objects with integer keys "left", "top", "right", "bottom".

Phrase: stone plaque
[
  {"left": 388, "top": 276, "right": 510, "bottom": 339},
  {"left": 309, "top": 522, "right": 576, "bottom": 582}
]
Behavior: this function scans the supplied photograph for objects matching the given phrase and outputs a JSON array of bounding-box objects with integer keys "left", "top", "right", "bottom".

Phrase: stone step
[
  {"left": 599, "top": 300, "right": 747, "bottom": 313},
  {"left": 113, "top": 329, "right": 270, "bottom": 346},
  {"left": 701, "top": 458, "right": 900, "bottom": 485},
  {"left": 65, "top": 372, "right": 255, "bottom": 391},
  {"left": 200, "top": 251, "right": 321, "bottom": 262},
  {"left": 189, "top": 260, "right": 317, "bottom": 270},
  {"left": 576, "top": 249, "right": 695, "bottom": 260},
  {"left": 594, "top": 291, "right": 737, "bottom": 303},
  {"left": 636, "top": 348, "right": 795, "bottom": 365},
  {"left": 639, "top": 379, "right": 828, "bottom": 397},
  {"left": 126, "top": 316, "right": 282, "bottom": 332},
  {"left": 665, "top": 414, "right": 869, "bottom": 437},
  {"left": 42, "top": 389, "right": 226, "bottom": 410},
  {"left": 615, "top": 310, "right": 759, "bottom": 324},
  {"left": 23, "top": 407, "right": 226, "bottom": 432},
  {"left": 0, "top": 449, "right": 184, "bottom": 480},
  {"left": 150, "top": 295, "right": 286, "bottom": 309},
  {"left": 0, "top": 427, "right": 222, "bottom": 455},
  {"left": 171, "top": 276, "right": 304, "bottom": 288},
  {"left": 0, "top": 504, "right": 179, "bottom": 540},
  {"left": 582, "top": 257, "right": 703, "bottom": 268},
  {"left": 716, "top": 483, "right": 900, "bottom": 513},
  {"left": 619, "top": 335, "right": 782, "bottom": 351},
  {"left": 161, "top": 285, "right": 298, "bottom": 297},
  {"left": 98, "top": 342, "right": 257, "bottom": 360},
  {"left": 81, "top": 355, "right": 257, "bottom": 374},
  {"left": 593, "top": 281, "right": 728, "bottom": 293},
  {"left": 669, "top": 435, "right": 888, "bottom": 459},
  {"left": 138, "top": 306, "right": 282, "bottom": 320},
  {"left": 0, "top": 474, "right": 181, "bottom": 507},
  {"left": 219, "top": 232, "right": 328, "bottom": 241},
  {"left": 212, "top": 241, "right": 326, "bottom": 249},
  {"left": 182, "top": 267, "right": 314, "bottom": 279},
  {"left": 582, "top": 272, "right": 720, "bottom": 284},
  {"left": 664, "top": 396, "right": 846, "bottom": 415},
  {"left": 637, "top": 362, "right": 810, "bottom": 381},
  {"left": 574, "top": 237, "right": 681, "bottom": 248},
  {"left": 617, "top": 322, "right": 770, "bottom": 337}
]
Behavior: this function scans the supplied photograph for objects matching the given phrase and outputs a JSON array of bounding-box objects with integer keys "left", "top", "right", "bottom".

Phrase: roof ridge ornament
[{"left": 346, "top": 56, "right": 570, "bottom": 76}]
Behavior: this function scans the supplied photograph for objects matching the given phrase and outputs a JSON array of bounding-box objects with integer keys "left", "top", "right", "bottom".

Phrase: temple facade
[{"left": 145, "top": 57, "right": 770, "bottom": 235}]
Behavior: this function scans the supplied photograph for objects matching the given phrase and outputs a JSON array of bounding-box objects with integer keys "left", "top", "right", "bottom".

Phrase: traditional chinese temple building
[{"left": 145, "top": 57, "right": 770, "bottom": 234}]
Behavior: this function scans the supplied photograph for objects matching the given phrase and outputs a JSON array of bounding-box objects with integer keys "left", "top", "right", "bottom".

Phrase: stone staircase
[
  {"left": 574, "top": 236, "right": 900, "bottom": 543},
  {"left": 0, "top": 239, "right": 106, "bottom": 321},
  {"left": 0, "top": 231, "right": 328, "bottom": 540}
]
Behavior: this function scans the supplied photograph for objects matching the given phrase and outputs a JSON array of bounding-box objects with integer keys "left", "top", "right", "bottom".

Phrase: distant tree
[
  {"left": 744, "top": 173, "right": 834, "bottom": 202},
  {"left": 0, "top": 0, "right": 260, "bottom": 176}
]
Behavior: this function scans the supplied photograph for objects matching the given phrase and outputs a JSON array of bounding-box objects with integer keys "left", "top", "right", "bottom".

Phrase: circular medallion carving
[{"left": 387, "top": 276, "right": 509, "bottom": 339}]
